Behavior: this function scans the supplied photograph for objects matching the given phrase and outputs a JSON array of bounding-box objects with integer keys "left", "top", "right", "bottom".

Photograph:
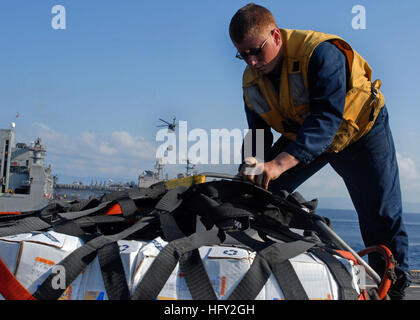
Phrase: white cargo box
[
  {"left": 78, "top": 240, "right": 146, "bottom": 300},
  {"left": 132, "top": 237, "right": 361, "bottom": 300},
  {"left": 0, "top": 231, "right": 84, "bottom": 300},
  {"left": 0, "top": 232, "right": 362, "bottom": 300},
  {"left": 0, "top": 233, "right": 33, "bottom": 274}
]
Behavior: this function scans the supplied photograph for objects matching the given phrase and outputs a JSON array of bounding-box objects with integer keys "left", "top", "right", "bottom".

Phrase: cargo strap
[
  {"left": 130, "top": 187, "right": 224, "bottom": 300},
  {"left": 179, "top": 180, "right": 331, "bottom": 241},
  {"left": 155, "top": 186, "right": 190, "bottom": 241},
  {"left": 0, "top": 179, "right": 362, "bottom": 300},
  {"left": 0, "top": 201, "right": 118, "bottom": 237},
  {"left": 0, "top": 216, "right": 51, "bottom": 237},
  {"left": 131, "top": 229, "right": 225, "bottom": 300},
  {"left": 97, "top": 241, "right": 131, "bottom": 300},
  {"left": 243, "top": 225, "right": 358, "bottom": 300},
  {"left": 100, "top": 183, "right": 166, "bottom": 203},
  {"left": 310, "top": 248, "right": 359, "bottom": 300},
  {"left": 0, "top": 187, "right": 175, "bottom": 300},
  {"left": 32, "top": 216, "right": 155, "bottom": 300},
  {"left": 31, "top": 187, "right": 196, "bottom": 300},
  {"left": 228, "top": 239, "right": 315, "bottom": 300},
  {"left": 53, "top": 218, "right": 97, "bottom": 242},
  {"left": 0, "top": 182, "right": 167, "bottom": 237}
]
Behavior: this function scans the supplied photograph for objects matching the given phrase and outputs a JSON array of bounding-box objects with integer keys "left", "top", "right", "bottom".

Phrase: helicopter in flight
[{"left": 157, "top": 117, "right": 177, "bottom": 132}]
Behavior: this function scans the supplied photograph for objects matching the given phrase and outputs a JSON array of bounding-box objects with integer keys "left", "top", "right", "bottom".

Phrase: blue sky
[{"left": 1, "top": 0, "right": 420, "bottom": 208}]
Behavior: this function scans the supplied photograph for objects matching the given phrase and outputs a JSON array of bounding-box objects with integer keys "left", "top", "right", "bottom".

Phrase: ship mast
[
  {"left": 185, "top": 159, "right": 196, "bottom": 177},
  {"left": 154, "top": 158, "right": 165, "bottom": 181}
]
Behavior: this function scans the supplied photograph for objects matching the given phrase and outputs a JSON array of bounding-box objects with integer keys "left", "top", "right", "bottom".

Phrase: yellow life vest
[{"left": 242, "top": 29, "right": 385, "bottom": 153}]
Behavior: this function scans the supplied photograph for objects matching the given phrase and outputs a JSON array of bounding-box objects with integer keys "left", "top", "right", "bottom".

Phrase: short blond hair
[{"left": 229, "top": 3, "right": 278, "bottom": 44}]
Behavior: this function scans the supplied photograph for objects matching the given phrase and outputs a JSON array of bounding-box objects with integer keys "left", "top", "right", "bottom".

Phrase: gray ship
[
  {"left": 0, "top": 124, "right": 54, "bottom": 212},
  {"left": 0, "top": 124, "right": 167, "bottom": 207}
]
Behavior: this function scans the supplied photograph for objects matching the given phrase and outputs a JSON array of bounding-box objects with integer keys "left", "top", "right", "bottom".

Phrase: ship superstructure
[{"left": 0, "top": 125, "right": 53, "bottom": 211}]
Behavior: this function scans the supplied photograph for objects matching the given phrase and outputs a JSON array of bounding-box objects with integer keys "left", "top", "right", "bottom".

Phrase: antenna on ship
[
  {"left": 155, "top": 158, "right": 166, "bottom": 181},
  {"left": 157, "top": 117, "right": 177, "bottom": 133},
  {"left": 185, "top": 159, "right": 196, "bottom": 176}
]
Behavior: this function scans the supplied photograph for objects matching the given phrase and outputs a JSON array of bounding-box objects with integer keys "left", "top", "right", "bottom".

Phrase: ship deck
[
  {"left": 366, "top": 270, "right": 420, "bottom": 300},
  {"left": 404, "top": 270, "right": 420, "bottom": 300}
]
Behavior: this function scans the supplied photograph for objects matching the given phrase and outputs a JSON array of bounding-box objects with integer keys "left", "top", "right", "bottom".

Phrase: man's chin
[
  {"left": 256, "top": 67, "right": 267, "bottom": 75},
  {"left": 255, "top": 65, "right": 274, "bottom": 75}
]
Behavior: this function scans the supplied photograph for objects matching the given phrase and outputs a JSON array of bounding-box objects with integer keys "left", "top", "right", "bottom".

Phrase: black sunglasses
[{"left": 235, "top": 33, "right": 271, "bottom": 60}]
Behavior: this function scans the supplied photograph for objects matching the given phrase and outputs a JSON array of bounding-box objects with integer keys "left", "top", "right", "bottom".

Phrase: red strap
[
  {"left": 0, "top": 258, "right": 36, "bottom": 300},
  {"left": 0, "top": 212, "right": 21, "bottom": 215},
  {"left": 334, "top": 249, "right": 359, "bottom": 265},
  {"left": 358, "top": 289, "right": 369, "bottom": 300},
  {"left": 358, "top": 245, "right": 395, "bottom": 300},
  {"left": 103, "top": 203, "right": 122, "bottom": 215}
]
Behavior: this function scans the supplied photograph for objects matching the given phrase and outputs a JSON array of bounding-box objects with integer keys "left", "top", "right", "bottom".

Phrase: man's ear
[{"left": 272, "top": 28, "right": 282, "bottom": 46}]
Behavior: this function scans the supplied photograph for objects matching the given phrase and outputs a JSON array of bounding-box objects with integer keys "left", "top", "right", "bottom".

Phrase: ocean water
[{"left": 317, "top": 208, "right": 420, "bottom": 270}]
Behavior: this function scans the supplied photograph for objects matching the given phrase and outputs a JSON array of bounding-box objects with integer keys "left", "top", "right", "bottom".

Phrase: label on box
[
  {"left": 0, "top": 233, "right": 33, "bottom": 242},
  {"left": 118, "top": 240, "right": 145, "bottom": 254},
  {"left": 25, "top": 231, "right": 68, "bottom": 249},
  {"left": 207, "top": 246, "right": 250, "bottom": 260},
  {"left": 84, "top": 291, "right": 105, "bottom": 300},
  {"left": 32, "top": 256, "right": 55, "bottom": 279}
]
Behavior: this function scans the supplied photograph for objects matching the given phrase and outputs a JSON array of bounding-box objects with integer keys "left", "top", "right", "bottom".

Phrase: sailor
[{"left": 230, "top": 3, "right": 411, "bottom": 299}]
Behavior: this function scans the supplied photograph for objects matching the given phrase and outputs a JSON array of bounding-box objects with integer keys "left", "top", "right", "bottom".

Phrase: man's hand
[{"left": 240, "top": 152, "right": 300, "bottom": 189}]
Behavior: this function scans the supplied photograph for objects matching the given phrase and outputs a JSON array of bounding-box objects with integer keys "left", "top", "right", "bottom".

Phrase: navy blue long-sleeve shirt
[{"left": 244, "top": 41, "right": 348, "bottom": 164}]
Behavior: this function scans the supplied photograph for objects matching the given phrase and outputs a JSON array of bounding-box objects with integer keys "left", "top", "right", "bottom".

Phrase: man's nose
[{"left": 248, "top": 55, "right": 258, "bottom": 66}]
